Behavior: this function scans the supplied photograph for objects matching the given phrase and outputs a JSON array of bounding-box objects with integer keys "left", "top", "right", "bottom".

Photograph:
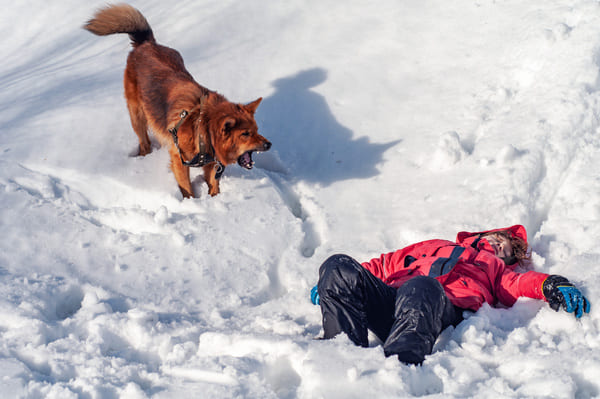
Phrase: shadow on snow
[{"left": 257, "top": 68, "right": 401, "bottom": 186}]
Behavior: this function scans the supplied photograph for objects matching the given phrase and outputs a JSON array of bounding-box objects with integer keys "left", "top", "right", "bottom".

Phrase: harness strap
[
  {"left": 168, "top": 108, "right": 226, "bottom": 179},
  {"left": 428, "top": 246, "right": 465, "bottom": 278}
]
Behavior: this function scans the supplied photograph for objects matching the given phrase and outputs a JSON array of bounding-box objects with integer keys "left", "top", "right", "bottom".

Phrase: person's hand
[
  {"left": 310, "top": 285, "right": 320, "bottom": 305},
  {"left": 543, "top": 275, "right": 590, "bottom": 318}
]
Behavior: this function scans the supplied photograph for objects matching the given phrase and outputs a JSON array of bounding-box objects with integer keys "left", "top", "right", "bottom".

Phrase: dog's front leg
[
  {"left": 203, "top": 163, "right": 220, "bottom": 196},
  {"left": 169, "top": 148, "right": 194, "bottom": 198}
]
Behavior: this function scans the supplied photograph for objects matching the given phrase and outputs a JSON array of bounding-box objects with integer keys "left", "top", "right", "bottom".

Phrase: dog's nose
[{"left": 263, "top": 141, "right": 272, "bottom": 151}]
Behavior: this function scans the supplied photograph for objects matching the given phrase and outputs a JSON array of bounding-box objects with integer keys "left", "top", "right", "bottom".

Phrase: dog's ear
[
  {"left": 245, "top": 97, "right": 262, "bottom": 114},
  {"left": 221, "top": 117, "right": 236, "bottom": 135}
]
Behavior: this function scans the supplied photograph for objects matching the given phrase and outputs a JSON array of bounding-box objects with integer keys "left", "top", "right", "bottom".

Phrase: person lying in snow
[{"left": 310, "top": 225, "right": 590, "bottom": 365}]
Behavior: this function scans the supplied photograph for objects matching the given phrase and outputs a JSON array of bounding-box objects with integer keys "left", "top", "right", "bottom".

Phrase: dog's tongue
[{"left": 238, "top": 151, "right": 254, "bottom": 169}]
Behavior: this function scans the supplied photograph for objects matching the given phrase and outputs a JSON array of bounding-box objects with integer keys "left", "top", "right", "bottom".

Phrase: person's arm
[
  {"left": 494, "top": 266, "right": 548, "bottom": 307},
  {"left": 494, "top": 262, "right": 590, "bottom": 318}
]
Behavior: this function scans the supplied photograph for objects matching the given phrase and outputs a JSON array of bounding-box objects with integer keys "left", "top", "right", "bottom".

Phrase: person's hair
[{"left": 482, "top": 230, "right": 530, "bottom": 263}]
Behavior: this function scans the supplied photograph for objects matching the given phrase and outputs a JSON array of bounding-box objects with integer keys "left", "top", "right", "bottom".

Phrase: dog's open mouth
[{"left": 238, "top": 151, "right": 255, "bottom": 169}]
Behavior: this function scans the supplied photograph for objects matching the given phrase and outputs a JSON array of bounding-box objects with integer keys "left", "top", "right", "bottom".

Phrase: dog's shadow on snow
[{"left": 256, "top": 68, "right": 401, "bottom": 185}]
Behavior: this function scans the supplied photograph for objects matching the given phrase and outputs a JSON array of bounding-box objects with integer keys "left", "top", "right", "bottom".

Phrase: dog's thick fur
[{"left": 84, "top": 4, "right": 271, "bottom": 197}]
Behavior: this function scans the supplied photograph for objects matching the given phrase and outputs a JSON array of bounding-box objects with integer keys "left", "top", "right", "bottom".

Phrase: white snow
[{"left": 1, "top": 0, "right": 600, "bottom": 397}]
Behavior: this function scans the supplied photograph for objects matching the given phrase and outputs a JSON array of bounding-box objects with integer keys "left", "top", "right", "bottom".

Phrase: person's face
[{"left": 485, "top": 233, "right": 513, "bottom": 259}]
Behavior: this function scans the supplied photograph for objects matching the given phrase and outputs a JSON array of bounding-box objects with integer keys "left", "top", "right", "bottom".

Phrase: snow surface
[{"left": 1, "top": 0, "right": 600, "bottom": 397}]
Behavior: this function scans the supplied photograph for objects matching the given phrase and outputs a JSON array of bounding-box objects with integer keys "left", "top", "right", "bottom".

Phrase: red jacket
[{"left": 361, "top": 225, "right": 548, "bottom": 310}]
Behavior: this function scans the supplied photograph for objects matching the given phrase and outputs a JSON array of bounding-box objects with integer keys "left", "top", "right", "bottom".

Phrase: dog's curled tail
[{"left": 84, "top": 4, "right": 154, "bottom": 47}]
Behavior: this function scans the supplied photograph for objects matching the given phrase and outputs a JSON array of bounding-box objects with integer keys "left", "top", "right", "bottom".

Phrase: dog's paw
[
  {"left": 128, "top": 146, "right": 152, "bottom": 158},
  {"left": 137, "top": 145, "right": 152, "bottom": 157}
]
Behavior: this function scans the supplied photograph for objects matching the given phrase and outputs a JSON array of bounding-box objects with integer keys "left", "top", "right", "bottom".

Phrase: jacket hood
[
  {"left": 456, "top": 225, "right": 528, "bottom": 269},
  {"left": 455, "top": 224, "right": 528, "bottom": 245}
]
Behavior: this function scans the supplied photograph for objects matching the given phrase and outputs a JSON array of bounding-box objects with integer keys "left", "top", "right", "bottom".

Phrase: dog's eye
[{"left": 241, "top": 131, "right": 250, "bottom": 137}]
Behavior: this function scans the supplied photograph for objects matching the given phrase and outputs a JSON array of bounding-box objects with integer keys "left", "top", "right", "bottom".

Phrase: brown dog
[{"left": 84, "top": 4, "right": 271, "bottom": 197}]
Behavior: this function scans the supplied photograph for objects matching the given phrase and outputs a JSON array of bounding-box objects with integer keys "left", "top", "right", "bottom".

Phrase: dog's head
[{"left": 205, "top": 97, "right": 271, "bottom": 169}]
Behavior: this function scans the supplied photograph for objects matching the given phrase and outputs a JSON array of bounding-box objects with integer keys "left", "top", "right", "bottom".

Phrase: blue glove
[
  {"left": 543, "top": 275, "right": 590, "bottom": 318},
  {"left": 556, "top": 285, "right": 590, "bottom": 318},
  {"left": 310, "top": 285, "right": 320, "bottom": 305}
]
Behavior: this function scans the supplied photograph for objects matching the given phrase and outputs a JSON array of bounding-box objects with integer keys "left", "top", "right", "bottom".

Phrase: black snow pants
[{"left": 318, "top": 254, "right": 463, "bottom": 365}]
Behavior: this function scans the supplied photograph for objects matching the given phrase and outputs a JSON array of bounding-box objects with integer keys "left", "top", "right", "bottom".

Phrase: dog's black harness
[{"left": 169, "top": 109, "right": 225, "bottom": 180}]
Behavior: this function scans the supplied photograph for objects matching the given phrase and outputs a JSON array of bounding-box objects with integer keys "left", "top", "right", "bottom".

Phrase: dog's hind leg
[
  {"left": 124, "top": 68, "right": 152, "bottom": 156},
  {"left": 127, "top": 103, "right": 152, "bottom": 156},
  {"left": 169, "top": 147, "right": 194, "bottom": 198}
]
